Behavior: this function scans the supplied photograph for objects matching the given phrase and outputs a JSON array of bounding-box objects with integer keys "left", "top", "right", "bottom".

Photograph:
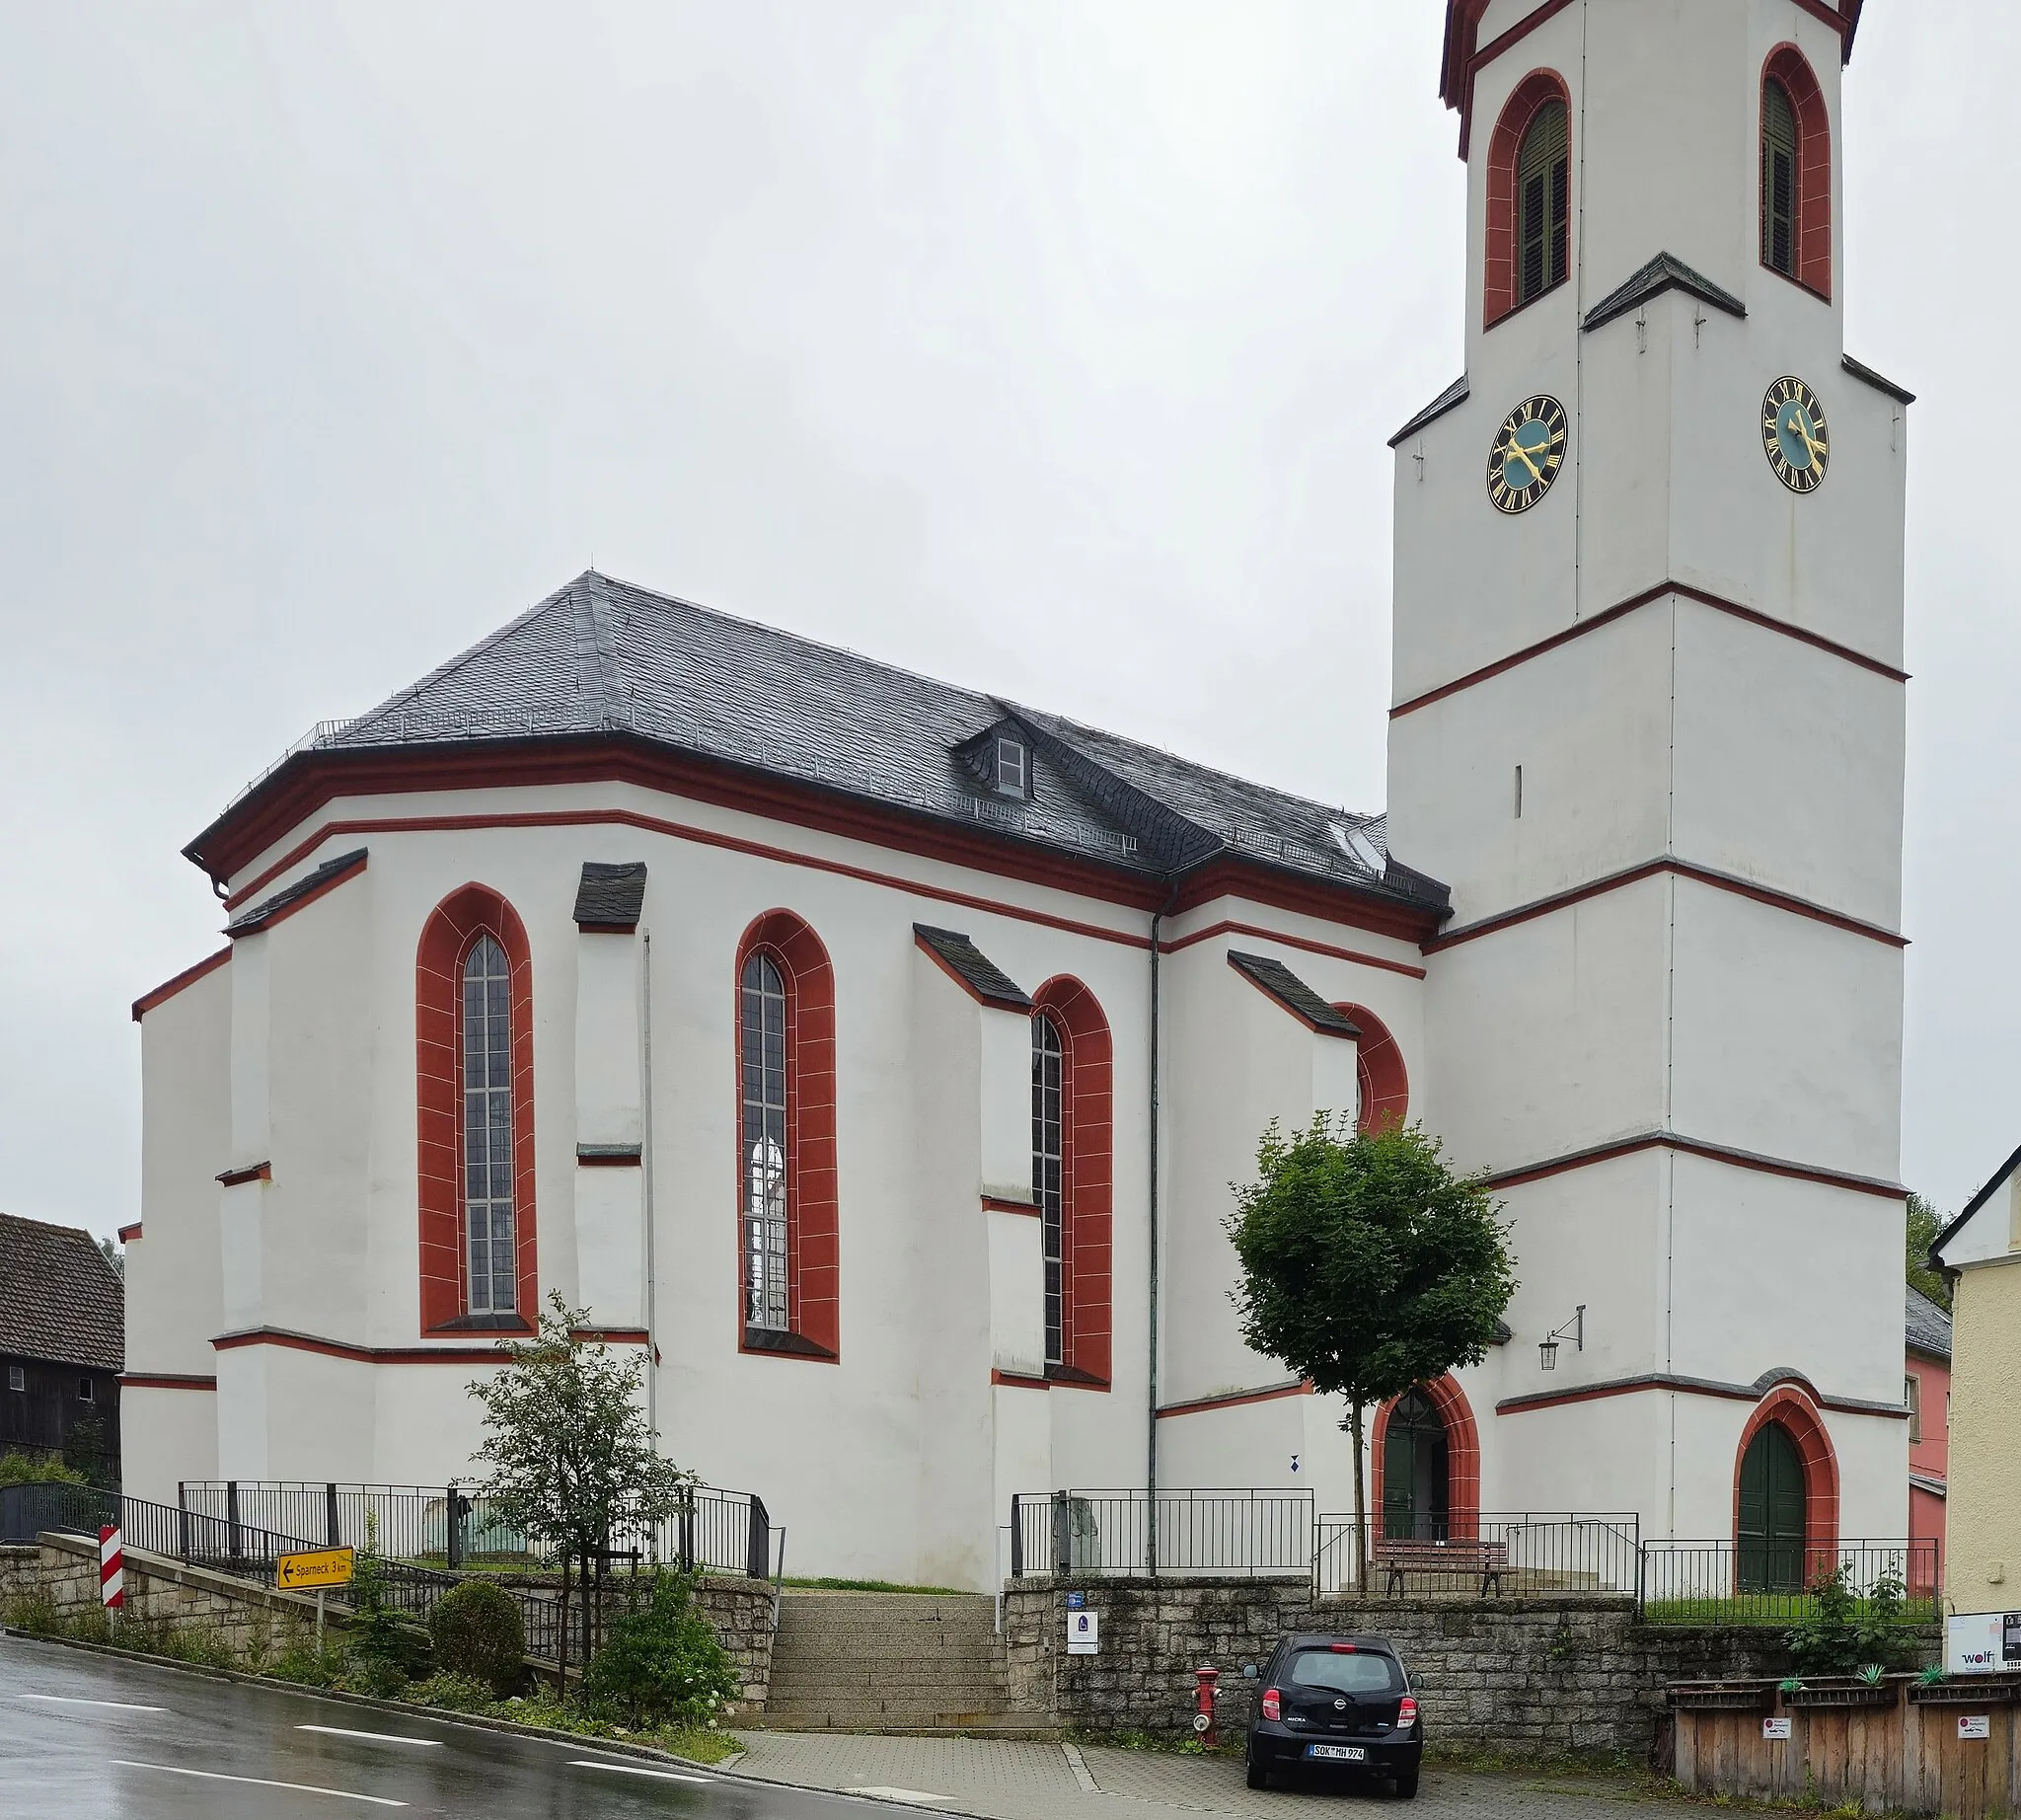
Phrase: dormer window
[{"left": 993, "top": 734, "right": 1028, "bottom": 796}]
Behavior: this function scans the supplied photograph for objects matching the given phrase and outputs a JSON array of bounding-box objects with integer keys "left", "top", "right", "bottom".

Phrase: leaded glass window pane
[
  {"left": 1033, "top": 1014, "right": 1065, "bottom": 1368},
  {"left": 1517, "top": 100, "right": 1569, "bottom": 304},
  {"left": 461, "top": 935, "right": 516, "bottom": 1315},
  {"left": 741, "top": 952, "right": 790, "bottom": 1331}
]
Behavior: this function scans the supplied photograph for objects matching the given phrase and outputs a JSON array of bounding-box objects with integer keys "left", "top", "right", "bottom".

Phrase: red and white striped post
[{"left": 99, "top": 1525, "right": 124, "bottom": 1614}]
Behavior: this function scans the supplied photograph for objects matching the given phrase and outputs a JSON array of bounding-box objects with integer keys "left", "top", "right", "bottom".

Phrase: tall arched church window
[
  {"left": 1516, "top": 101, "right": 1569, "bottom": 304},
  {"left": 1030, "top": 977, "right": 1113, "bottom": 1386},
  {"left": 1336, "top": 1003, "right": 1409, "bottom": 1135},
  {"left": 1482, "top": 72, "right": 1573, "bottom": 327},
  {"left": 462, "top": 935, "right": 517, "bottom": 1315},
  {"left": 733, "top": 911, "right": 840, "bottom": 1359},
  {"left": 1759, "top": 46, "right": 1832, "bottom": 297},
  {"left": 415, "top": 884, "right": 538, "bottom": 1334},
  {"left": 741, "top": 951, "right": 790, "bottom": 1332},
  {"left": 1032, "top": 1013, "right": 1066, "bottom": 1366}
]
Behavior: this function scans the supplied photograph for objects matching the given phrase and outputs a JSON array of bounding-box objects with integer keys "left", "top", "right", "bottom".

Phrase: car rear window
[{"left": 1286, "top": 1648, "right": 1404, "bottom": 1695}]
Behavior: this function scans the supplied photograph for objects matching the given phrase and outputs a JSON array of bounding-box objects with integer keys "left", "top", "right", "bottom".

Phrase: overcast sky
[{"left": 0, "top": 3, "right": 2010, "bottom": 1247}]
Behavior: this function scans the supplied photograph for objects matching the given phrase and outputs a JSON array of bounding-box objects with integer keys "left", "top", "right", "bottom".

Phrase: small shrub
[
  {"left": 581, "top": 1572, "right": 740, "bottom": 1729},
  {"left": 346, "top": 1551, "right": 434, "bottom": 1690},
  {"left": 3, "top": 1589, "right": 59, "bottom": 1633},
  {"left": 271, "top": 1630, "right": 346, "bottom": 1688},
  {"left": 428, "top": 1579, "right": 527, "bottom": 1696},
  {"left": 1786, "top": 1566, "right": 1907, "bottom": 1677},
  {"left": 0, "top": 1452, "right": 88, "bottom": 1487},
  {"left": 409, "top": 1671, "right": 497, "bottom": 1711}
]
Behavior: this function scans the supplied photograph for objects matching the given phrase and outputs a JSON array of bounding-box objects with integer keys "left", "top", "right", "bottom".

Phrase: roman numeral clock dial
[
  {"left": 1762, "top": 375, "right": 1830, "bottom": 492},
  {"left": 1485, "top": 394, "right": 1567, "bottom": 514}
]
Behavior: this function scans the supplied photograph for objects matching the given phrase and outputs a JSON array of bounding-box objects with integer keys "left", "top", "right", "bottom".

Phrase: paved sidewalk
[{"left": 731, "top": 1732, "right": 1720, "bottom": 1820}]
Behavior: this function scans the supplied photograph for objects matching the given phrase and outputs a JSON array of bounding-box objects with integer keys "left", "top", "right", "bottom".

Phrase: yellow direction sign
[{"left": 276, "top": 1547, "right": 355, "bottom": 1590}]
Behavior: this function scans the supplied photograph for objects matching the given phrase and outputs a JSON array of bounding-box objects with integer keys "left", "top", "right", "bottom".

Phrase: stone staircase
[{"left": 760, "top": 1590, "right": 1048, "bottom": 1733}]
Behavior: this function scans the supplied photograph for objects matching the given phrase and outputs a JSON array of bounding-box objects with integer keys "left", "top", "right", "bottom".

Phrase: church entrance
[
  {"left": 1737, "top": 1420, "right": 1808, "bottom": 1593},
  {"left": 1382, "top": 1387, "right": 1451, "bottom": 1541}
]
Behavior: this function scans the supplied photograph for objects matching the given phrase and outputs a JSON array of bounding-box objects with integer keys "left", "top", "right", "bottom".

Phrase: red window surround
[
  {"left": 1369, "top": 1373, "right": 1482, "bottom": 1537},
  {"left": 415, "top": 885, "right": 538, "bottom": 1334},
  {"left": 735, "top": 911, "right": 840, "bottom": 1359},
  {"left": 1337, "top": 1003, "right": 1409, "bottom": 1134},
  {"left": 1033, "top": 975, "right": 1113, "bottom": 1387},
  {"left": 1483, "top": 69, "right": 1573, "bottom": 328},
  {"left": 1732, "top": 1384, "right": 1840, "bottom": 1567},
  {"left": 1762, "top": 45, "right": 1833, "bottom": 298}
]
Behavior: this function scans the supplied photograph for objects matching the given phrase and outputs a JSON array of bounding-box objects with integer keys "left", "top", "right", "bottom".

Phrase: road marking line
[
  {"left": 298, "top": 1725, "right": 444, "bottom": 1747},
  {"left": 20, "top": 1695, "right": 168, "bottom": 1712},
  {"left": 568, "top": 1759, "right": 712, "bottom": 1783},
  {"left": 1061, "top": 1741, "right": 1099, "bottom": 1793},
  {"left": 110, "top": 1761, "right": 408, "bottom": 1805}
]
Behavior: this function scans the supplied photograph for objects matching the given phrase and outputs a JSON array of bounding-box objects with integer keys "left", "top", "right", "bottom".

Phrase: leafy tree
[
  {"left": 1906, "top": 1194, "right": 1951, "bottom": 1313},
  {"left": 1226, "top": 1116, "right": 1516, "bottom": 1587},
  {"left": 467, "top": 1293, "right": 693, "bottom": 1688},
  {"left": 97, "top": 1236, "right": 123, "bottom": 1279},
  {"left": 582, "top": 1571, "right": 740, "bottom": 1729},
  {"left": 0, "top": 1451, "right": 87, "bottom": 1487},
  {"left": 427, "top": 1579, "right": 527, "bottom": 1696}
]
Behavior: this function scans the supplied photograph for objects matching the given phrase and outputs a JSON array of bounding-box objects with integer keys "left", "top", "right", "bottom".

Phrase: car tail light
[
  {"left": 1261, "top": 1688, "right": 1282, "bottom": 1722},
  {"left": 1327, "top": 1642, "right": 1357, "bottom": 1653},
  {"left": 1396, "top": 1696, "right": 1418, "bottom": 1730}
]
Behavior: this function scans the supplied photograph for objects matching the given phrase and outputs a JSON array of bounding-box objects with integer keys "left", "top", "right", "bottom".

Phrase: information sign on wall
[{"left": 1067, "top": 1611, "right": 1100, "bottom": 1655}]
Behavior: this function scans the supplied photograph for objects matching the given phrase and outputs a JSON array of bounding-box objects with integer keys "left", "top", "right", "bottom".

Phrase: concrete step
[{"left": 765, "top": 1590, "right": 1012, "bottom": 1729}]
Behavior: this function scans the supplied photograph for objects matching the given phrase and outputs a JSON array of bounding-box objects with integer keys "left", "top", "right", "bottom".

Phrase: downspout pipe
[{"left": 1146, "top": 879, "right": 1180, "bottom": 1575}]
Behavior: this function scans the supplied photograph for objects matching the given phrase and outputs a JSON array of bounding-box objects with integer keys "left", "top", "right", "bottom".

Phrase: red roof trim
[
  {"left": 225, "top": 851, "right": 367, "bottom": 940},
  {"left": 1161, "top": 919, "right": 1428, "bottom": 980},
  {"left": 131, "top": 947, "right": 232, "bottom": 1023},
  {"left": 119, "top": 1372, "right": 216, "bottom": 1391},
  {"left": 210, "top": 1325, "right": 639, "bottom": 1364},
  {"left": 1157, "top": 1380, "right": 1312, "bottom": 1419},
  {"left": 116, "top": 1223, "right": 142, "bottom": 1246}
]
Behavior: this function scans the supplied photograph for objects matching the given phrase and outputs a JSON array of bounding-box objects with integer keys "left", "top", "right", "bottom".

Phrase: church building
[{"left": 122, "top": 0, "right": 1913, "bottom": 1590}]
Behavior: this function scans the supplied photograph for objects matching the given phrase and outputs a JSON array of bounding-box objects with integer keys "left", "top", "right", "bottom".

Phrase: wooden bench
[{"left": 1371, "top": 1537, "right": 1508, "bottom": 1597}]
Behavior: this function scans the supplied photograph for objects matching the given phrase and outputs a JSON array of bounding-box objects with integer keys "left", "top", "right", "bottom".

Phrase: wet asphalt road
[{"left": 0, "top": 1631, "right": 872, "bottom": 1820}]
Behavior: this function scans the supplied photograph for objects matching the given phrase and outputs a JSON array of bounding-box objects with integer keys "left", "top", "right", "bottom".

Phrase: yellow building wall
[{"left": 1945, "top": 1252, "right": 2021, "bottom": 1611}]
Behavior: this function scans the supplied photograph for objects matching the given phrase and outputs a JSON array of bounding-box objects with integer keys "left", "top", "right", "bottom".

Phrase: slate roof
[
  {"left": 1388, "top": 375, "right": 1470, "bottom": 448},
  {"left": 1227, "top": 951, "right": 1362, "bottom": 1036},
  {"left": 573, "top": 861, "right": 648, "bottom": 930},
  {"left": 0, "top": 1213, "right": 123, "bottom": 1373},
  {"left": 915, "top": 926, "right": 1032, "bottom": 1011},
  {"left": 1906, "top": 1284, "right": 1952, "bottom": 1361},
  {"left": 225, "top": 848, "right": 368, "bottom": 935},
  {"left": 1584, "top": 252, "right": 1747, "bottom": 334},
  {"left": 213, "top": 572, "right": 1449, "bottom": 922}
]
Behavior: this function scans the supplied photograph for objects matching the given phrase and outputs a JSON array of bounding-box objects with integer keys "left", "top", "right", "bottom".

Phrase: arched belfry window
[
  {"left": 1761, "top": 79, "right": 1799, "bottom": 276},
  {"left": 1515, "top": 101, "right": 1569, "bottom": 304},
  {"left": 1483, "top": 71, "right": 1573, "bottom": 327},
  {"left": 1032, "top": 1013, "right": 1066, "bottom": 1365},
  {"left": 733, "top": 911, "right": 840, "bottom": 1359},
  {"left": 1759, "top": 46, "right": 1832, "bottom": 297},
  {"left": 462, "top": 935, "right": 517, "bottom": 1315},
  {"left": 741, "top": 951, "right": 790, "bottom": 1332}
]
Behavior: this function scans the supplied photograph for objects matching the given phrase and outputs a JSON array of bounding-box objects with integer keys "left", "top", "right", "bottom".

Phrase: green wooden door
[
  {"left": 1737, "top": 1422, "right": 1806, "bottom": 1593},
  {"left": 1383, "top": 1389, "right": 1450, "bottom": 1541}
]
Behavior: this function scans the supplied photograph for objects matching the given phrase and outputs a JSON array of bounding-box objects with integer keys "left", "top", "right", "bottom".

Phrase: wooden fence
[{"left": 1673, "top": 1677, "right": 2021, "bottom": 1819}]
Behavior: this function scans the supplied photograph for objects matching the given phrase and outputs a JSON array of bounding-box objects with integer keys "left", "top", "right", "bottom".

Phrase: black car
[{"left": 1242, "top": 1632, "right": 1422, "bottom": 1797}]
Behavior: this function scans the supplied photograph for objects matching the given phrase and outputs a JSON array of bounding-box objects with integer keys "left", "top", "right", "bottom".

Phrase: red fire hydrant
[{"left": 1193, "top": 1664, "right": 1221, "bottom": 1747}]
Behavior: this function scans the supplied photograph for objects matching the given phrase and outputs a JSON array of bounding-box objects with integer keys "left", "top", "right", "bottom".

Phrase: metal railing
[
  {"left": 1639, "top": 1537, "right": 1941, "bottom": 1626},
  {"left": 1010, "top": 1488, "right": 1314, "bottom": 1577},
  {"left": 1313, "top": 1511, "right": 1642, "bottom": 1596},
  {"left": 178, "top": 1479, "right": 777, "bottom": 1580}
]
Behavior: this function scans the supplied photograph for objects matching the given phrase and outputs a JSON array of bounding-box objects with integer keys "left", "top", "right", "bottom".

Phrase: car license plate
[{"left": 1306, "top": 1744, "right": 1365, "bottom": 1762}]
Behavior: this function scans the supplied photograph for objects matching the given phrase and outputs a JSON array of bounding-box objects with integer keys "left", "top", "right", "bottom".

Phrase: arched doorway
[
  {"left": 1382, "top": 1388, "right": 1450, "bottom": 1541},
  {"left": 1737, "top": 1420, "right": 1807, "bottom": 1592}
]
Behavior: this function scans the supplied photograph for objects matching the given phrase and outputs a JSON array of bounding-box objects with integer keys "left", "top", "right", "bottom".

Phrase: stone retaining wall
[
  {"left": 1, "top": 1535, "right": 775, "bottom": 1708},
  {"left": 1005, "top": 1576, "right": 1926, "bottom": 1759}
]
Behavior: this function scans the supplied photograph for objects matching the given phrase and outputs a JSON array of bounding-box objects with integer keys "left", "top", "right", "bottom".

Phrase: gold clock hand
[{"left": 1503, "top": 438, "right": 1545, "bottom": 481}]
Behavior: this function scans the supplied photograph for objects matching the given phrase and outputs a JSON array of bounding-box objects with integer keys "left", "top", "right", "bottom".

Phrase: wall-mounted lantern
[{"left": 1538, "top": 1305, "right": 1586, "bottom": 1372}]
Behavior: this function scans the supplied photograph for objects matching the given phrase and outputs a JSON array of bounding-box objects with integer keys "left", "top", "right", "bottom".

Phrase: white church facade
[{"left": 123, "top": 0, "right": 1915, "bottom": 1591}]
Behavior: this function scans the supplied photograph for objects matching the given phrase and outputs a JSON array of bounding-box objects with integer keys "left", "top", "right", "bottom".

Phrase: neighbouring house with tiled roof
[
  {"left": 1904, "top": 1285, "right": 1951, "bottom": 1593},
  {"left": 124, "top": 0, "right": 1914, "bottom": 1590},
  {"left": 0, "top": 1213, "right": 123, "bottom": 1475}
]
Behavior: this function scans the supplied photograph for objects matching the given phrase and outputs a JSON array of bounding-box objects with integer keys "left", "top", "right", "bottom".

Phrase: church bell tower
[{"left": 1386, "top": 0, "right": 1909, "bottom": 1541}]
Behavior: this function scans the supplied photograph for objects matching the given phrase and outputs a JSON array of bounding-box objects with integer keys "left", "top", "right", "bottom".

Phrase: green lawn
[{"left": 1641, "top": 1593, "right": 1939, "bottom": 1629}]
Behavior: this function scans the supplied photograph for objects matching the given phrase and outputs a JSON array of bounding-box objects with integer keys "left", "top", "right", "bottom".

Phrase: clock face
[
  {"left": 1486, "top": 395, "right": 1568, "bottom": 514},
  {"left": 1761, "top": 375, "right": 1830, "bottom": 493}
]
